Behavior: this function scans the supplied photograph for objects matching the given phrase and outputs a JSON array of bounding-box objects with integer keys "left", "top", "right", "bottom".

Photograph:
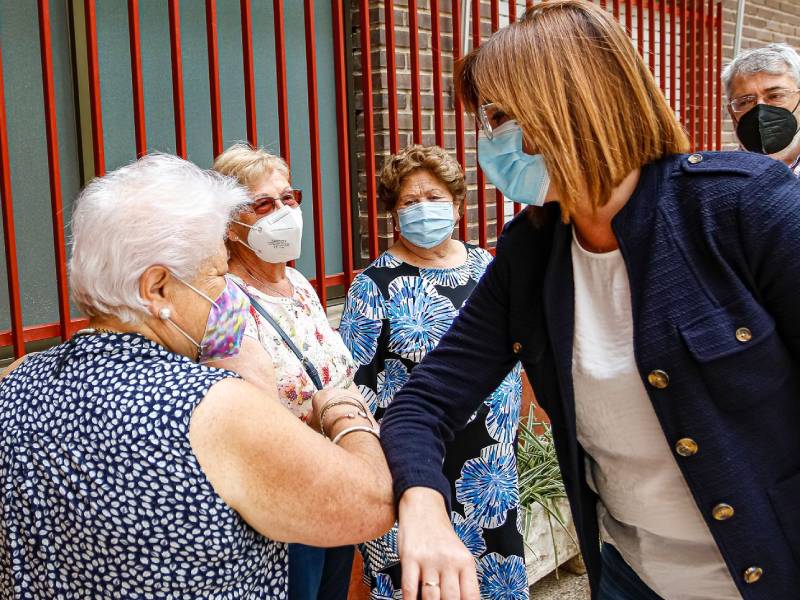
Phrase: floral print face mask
[{"left": 170, "top": 276, "right": 251, "bottom": 363}]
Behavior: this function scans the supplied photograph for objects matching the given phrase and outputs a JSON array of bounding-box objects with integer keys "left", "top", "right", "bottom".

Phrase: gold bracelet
[
  {"left": 331, "top": 425, "right": 380, "bottom": 445},
  {"left": 319, "top": 398, "right": 369, "bottom": 438}
]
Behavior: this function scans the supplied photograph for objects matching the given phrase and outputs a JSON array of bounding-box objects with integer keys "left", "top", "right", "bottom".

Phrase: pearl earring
[{"left": 158, "top": 307, "right": 171, "bottom": 320}]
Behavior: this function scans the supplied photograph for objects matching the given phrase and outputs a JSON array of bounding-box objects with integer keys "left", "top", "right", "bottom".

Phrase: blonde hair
[
  {"left": 456, "top": 0, "right": 689, "bottom": 218},
  {"left": 378, "top": 145, "right": 466, "bottom": 212},
  {"left": 213, "top": 142, "right": 290, "bottom": 189}
]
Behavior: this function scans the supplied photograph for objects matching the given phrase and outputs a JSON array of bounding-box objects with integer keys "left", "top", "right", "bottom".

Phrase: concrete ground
[{"left": 531, "top": 570, "right": 590, "bottom": 600}]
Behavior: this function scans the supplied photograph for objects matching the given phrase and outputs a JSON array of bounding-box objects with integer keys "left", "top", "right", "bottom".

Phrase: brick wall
[{"left": 349, "top": 0, "right": 799, "bottom": 261}]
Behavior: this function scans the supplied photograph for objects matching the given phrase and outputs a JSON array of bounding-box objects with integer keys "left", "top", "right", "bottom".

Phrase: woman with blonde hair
[
  {"left": 378, "top": 2, "right": 800, "bottom": 599},
  {"left": 212, "top": 143, "right": 359, "bottom": 600}
]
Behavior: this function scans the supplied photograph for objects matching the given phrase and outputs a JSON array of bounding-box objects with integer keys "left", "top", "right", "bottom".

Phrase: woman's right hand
[{"left": 398, "top": 487, "right": 480, "bottom": 600}]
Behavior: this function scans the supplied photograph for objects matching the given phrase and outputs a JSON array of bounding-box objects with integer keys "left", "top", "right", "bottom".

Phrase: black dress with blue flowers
[{"left": 340, "top": 243, "right": 528, "bottom": 600}]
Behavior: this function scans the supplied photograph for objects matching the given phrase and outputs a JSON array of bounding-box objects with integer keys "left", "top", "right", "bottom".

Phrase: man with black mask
[{"left": 723, "top": 43, "right": 800, "bottom": 176}]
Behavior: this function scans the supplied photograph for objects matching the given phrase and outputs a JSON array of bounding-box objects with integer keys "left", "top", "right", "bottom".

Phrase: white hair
[
  {"left": 722, "top": 43, "right": 800, "bottom": 98},
  {"left": 69, "top": 153, "right": 249, "bottom": 323}
]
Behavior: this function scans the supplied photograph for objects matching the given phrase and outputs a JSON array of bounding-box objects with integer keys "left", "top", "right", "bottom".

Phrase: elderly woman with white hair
[
  {"left": 0, "top": 154, "right": 392, "bottom": 598},
  {"left": 723, "top": 42, "right": 800, "bottom": 174}
]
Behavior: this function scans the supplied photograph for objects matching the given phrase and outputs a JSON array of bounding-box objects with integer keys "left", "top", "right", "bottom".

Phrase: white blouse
[{"left": 231, "top": 269, "right": 356, "bottom": 423}]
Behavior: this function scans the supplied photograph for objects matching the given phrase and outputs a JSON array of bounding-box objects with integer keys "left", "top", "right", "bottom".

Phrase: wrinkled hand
[{"left": 398, "top": 487, "right": 480, "bottom": 600}]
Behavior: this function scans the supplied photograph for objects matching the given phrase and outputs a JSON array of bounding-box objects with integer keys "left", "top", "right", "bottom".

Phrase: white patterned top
[{"left": 231, "top": 269, "right": 356, "bottom": 422}]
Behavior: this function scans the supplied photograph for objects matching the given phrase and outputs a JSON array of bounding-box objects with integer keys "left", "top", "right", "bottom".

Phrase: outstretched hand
[{"left": 398, "top": 487, "right": 480, "bottom": 600}]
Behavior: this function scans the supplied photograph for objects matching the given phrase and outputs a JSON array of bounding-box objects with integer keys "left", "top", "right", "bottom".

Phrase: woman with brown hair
[
  {"left": 378, "top": 2, "right": 800, "bottom": 599},
  {"left": 340, "top": 145, "right": 524, "bottom": 600}
]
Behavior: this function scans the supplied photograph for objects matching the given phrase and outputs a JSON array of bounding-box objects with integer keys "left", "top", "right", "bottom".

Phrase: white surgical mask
[{"left": 234, "top": 205, "right": 303, "bottom": 264}]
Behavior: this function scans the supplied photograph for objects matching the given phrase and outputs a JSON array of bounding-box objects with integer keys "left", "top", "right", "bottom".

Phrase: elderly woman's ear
[{"left": 138, "top": 265, "right": 172, "bottom": 315}]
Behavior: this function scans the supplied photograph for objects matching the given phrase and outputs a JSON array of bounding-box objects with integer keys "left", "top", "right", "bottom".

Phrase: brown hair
[
  {"left": 213, "top": 142, "right": 290, "bottom": 189},
  {"left": 378, "top": 145, "right": 467, "bottom": 212},
  {"left": 456, "top": 0, "right": 689, "bottom": 218}
]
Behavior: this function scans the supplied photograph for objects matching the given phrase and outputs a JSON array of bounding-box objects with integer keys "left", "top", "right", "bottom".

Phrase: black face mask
[{"left": 735, "top": 103, "right": 800, "bottom": 155}]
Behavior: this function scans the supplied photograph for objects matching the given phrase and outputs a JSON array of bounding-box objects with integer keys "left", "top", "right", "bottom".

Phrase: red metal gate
[{"left": 0, "top": 0, "right": 723, "bottom": 358}]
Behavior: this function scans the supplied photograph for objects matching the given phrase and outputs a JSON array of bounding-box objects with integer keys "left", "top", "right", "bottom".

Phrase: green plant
[{"left": 516, "top": 406, "right": 577, "bottom": 568}]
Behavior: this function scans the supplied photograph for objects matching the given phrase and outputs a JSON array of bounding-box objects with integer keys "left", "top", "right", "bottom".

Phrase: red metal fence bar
[
  {"left": 205, "top": 0, "right": 223, "bottom": 158},
  {"left": 636, "top": 0, "right": 644, "bottom": 56},
  {"left": 625, "top": 0, "right": 632, "bottom": 44},
  {"left": 359, "top": 0, "right": 379, "bottom": 260},
  {"left": 431, "top": 0, "right": 445, "bottom": 148},
  {"left": 84, "top": 0, "right": 105, "bottom": 176},
  {"left": 331, "top": 0, "right": 354, "bottom": 289},
  {"left": 648, "top": 0, "right": 655, "bottom": 72},
  {"left": 240, "top": 0, "right": 258, "bottom": 146},
  {"left": 716, "top": 0, "right": 722, "bottom": 150},
  {"left": 613, "top": 0, "right": 620, "bottom": 21},
  {"left": 0, "top": 42, "right": 24, "bottom": 357},
  {"left": 472, "top": 0, "right": 487, "bottom": 248},
  {"left": 491, "top": 0, "right": 504, "bottom": 237},
  {"left": 37, "top": 0, "right": 71, "bottom": 342},
  {"left": 698, "top": 0, "right": 705, "bottom": 149},
  {"left": 669, "top": 0, "right": 676, "bottom": 112},
  {"left": 688, "top": 0, "right": 696, "bottom": 147},
  {"left": 302, "top": 0, "right": 328, "bottom": 308},
  {"left": 706, "top": 0, "right": 714, "bottom": 150},
  {"left": 408, "top": 0, "right": 423, "bottom": 143},
  {"left": 167, "top": 0, "right": 187, "bottom": 158},
  {"left": 273, "top": 0, "right": 291, "bottom": 164},
  {"left": 385, "top": 0, "right": 400, "bottom": 154},
  {"left": 681, "top": 0, "right": 687, "bottom": 131},
  {"left": 659, "top": 0, "right": 666, "bottom": 95},
  {"left": 451, "top": 0, "right": 468, "bottom": 240},
  {"left": 509, "top": 0, "right": 516, "bottom": 22},
  {"left": 128, "top": 0, "right": 147, "bottom": 157}
]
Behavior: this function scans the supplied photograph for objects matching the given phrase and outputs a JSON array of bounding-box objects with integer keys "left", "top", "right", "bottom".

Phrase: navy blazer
[{"left": 380, "top": 152, "right": 800, "bottom": 598}]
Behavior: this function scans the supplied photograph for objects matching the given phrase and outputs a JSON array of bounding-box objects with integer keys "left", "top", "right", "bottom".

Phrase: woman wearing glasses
[
  {"left": 339, "top": 144, "right": 525, "bottom": 600},
  {"left": 213, "top": 143, "right": 358, "bottom": 600},
  {"left": 378, "top": 2, "right": 800, "bottom": 599}
]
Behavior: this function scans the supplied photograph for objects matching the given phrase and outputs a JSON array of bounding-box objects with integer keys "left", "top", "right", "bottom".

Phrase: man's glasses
[
  {"left": 729, "top": 88, "right": 800, "bottom": 115},
  {"left": 250, "top": 188, "right": 302, "bottom": 214}
]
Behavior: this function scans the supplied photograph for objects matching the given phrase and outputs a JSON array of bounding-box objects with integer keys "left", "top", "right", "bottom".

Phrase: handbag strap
[{"left": 235, "top": 282, "right": 324, "bottom": 390}]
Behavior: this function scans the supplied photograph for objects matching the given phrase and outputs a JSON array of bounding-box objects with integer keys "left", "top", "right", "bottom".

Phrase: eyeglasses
[
  {"left": 477, "top": 102, "right": 510, "bottom": 140},
  {"left": 729, "top": 88, "right": 800, "bottom": 115},
  {"left": 249, "top": 188, "right": 302, "bottom": 214}
]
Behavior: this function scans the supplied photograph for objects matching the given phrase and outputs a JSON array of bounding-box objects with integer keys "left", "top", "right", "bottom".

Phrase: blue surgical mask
[
  {"left": 478, "top": 120, "right": 550, "bottom": 206},
  {"left": 397, "top": 201, "right": 455, "bottom": 249}
]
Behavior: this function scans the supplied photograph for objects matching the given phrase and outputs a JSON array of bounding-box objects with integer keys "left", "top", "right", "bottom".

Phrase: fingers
[
  {"left": 401, "top": 560, "right": 420, "bottom": 600},
  {"left": 420, "top": 568, "right": 443, "bottom": 600},
  {"left": 459, "top": 565, "right": 481, "bottom": 600},
  {"left": 439, "top": 570, "right": 461, "bottom": 600}
]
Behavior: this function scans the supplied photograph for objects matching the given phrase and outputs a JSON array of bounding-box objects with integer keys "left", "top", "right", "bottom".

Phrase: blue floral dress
[
  {"left": 340, "top": 244, "right": 528, "bottom": 600},
  {"left": 0, "top": 332, "right": 287, "bottom": 598}
]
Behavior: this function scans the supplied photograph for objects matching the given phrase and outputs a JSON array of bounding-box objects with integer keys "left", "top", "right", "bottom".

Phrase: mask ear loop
[
  {"left": 158, "top": 307, "right": 201, "bottom": 357},
  {"left": 232, "top": 220, "right": 264, "bottom": 255}
]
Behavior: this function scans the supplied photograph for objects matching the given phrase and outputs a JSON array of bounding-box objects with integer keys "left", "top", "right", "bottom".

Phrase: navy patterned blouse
[{"left": 0, "top": 332, "right": 287, "bottom": 599}]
